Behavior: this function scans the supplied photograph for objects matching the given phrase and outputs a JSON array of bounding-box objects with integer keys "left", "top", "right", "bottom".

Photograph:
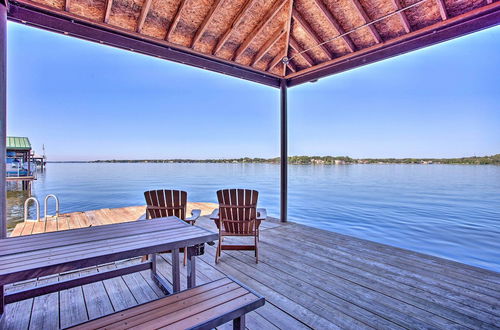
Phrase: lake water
[{"left": 7, "top": 163, "right": 500, "bottom": 272}]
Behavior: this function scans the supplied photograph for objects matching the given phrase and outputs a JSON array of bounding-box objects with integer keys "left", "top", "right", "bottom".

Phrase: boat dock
[{"left": 4, "top": 204, "right": 500, "bottom": 329}]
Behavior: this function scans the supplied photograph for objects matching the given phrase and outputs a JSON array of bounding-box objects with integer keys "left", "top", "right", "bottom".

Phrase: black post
[
  {"left": 0, "top": 0, "right": 6, "bottom": 318},
  {"left": 280, "top": 79, "right": 287, "bottom": 223},
  {"left": 0, "top": 0, "right": 7, "bottom": 239}
]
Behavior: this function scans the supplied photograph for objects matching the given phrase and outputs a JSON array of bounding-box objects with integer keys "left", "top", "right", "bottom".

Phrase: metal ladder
[{"left": 24, "top": 194, "right": 60, "bottom": 222}]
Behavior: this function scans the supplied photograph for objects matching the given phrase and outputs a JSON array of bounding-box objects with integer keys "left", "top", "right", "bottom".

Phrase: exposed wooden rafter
[
  {"left": 251, "top": 27, "right": 286, "bottom": 67},
  {"left": 136, "top": 0, "right": 152, "bottom": 33},
  {"left": 311, "top": 0, "right": 356, "bottom": 52},
  {"left": 289, "top": 36, "right": 314, "bottom": 67},
  {"left": 267, "top": 51, "right": 285, "bottom": 71},
  {"left": 191, "top": 0, "right": 225, "bottom": 48},
  {"left": 8, "top": 2, "right": 282, "bottom": 87},
  {"left": 287, "top": 2, "right": 500, "bottom": 86},
  {"left": 389, "top": 0, "right": 411, "bottom": 33},
  {"left": 166, "top": 0, "right": 187, "bottom": 42},
  {"left": 65, "top": 0, "right": 70, "bottom": 12},
  {"left": 287, "top": 61, "right": 297, "bottom": 73},
  {"left": 436, "top": 0, "right": 448, "bottom": 20},
  {"left": 103, "top": 0, "right": 113, "bottom": 23},
  {"left": 292, "top": 10, "right": 332, "bottom": 60},
  {"left": 349, "top": 0, "right": 382, "bottom": 43},
  {"left": 213, "top": 0, "right": 253, "bottom": 55},
  {"left": 233, "top": 0, "right": 288, "bottom": 61},
  {"left": 280, "top": 0, "right": 294, "bottom": 75}
]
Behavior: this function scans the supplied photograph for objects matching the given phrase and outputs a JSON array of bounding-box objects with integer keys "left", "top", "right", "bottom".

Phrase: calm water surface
[{"left": 7, "top": 163, "right": 500, "bottom": 272}]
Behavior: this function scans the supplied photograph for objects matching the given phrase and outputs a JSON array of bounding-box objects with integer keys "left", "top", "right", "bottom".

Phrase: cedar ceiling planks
[
  {"left": 233, "top": 0, "right": 288, "bottom": 62},
  {"left": 166, "top": 0, "right": 188, "bottom": 42},
  {"left": 289, "top": 36, "right": 315, "bottom": 67},
  {"left": 213, "top": 0, "right": 254, "bottom": 55},
  {"left": 136, "top": 0, "right": 152, "bottom": 33},
  {"left": 310, "top": 0, "right": 356, "bottom": 52},
  {"left": 16, "top": 0, "right": 498, "bottom": 81},
  {"left": 191, "top": 0, "right": 225, "bottom": 48},
  {"left": 292, "top": 10, "right": 333, "bottom": 60},
  {"left": 251, "top": 27, "right": 286, "bottom": 67},
  {"left": 349, "top": 0, "right": 383, "bottom": 43},
  {"left": 389, "top": 0, "right": 412, "bottom": 33}
]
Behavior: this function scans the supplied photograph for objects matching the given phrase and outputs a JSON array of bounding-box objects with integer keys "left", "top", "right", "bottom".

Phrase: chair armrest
[
  {"left": 209, "top": 209, "right": 219, "bottom": 220},
  {"left": 185, "top": 209, "right": 201, "bottom": 223},
  {"left": 257, "top": 208, "right": 267, "bottom": 220}
]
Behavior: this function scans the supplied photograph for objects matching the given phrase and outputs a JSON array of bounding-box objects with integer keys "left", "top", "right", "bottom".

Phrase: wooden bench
[{"left": 70, "top": 277, "right": 265, "bottom": 330}]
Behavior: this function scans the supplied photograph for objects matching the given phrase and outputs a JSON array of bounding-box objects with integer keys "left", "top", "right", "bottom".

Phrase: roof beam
[
  {"left": 65, "top": 0, "right": 70, "bottom": 12},
  {"left": 389, "top": 0, "right": 411, "bottom": 33},
  {"left": 166, "top": 0, "right": 187, "bottom": 42},
  {"left": 136, "top": 0, "right": 152, "bottom": 33},
  {"left": 251, "top": 27, "right": 286, "bottom": 66},
  {"left": 233, "top": 0, "right": 287, "bottom": 61},
  {"left": 280, "top": 0, "right": 293, "bottom": 76},
  {"left": 213, "top": 0, "right": 253, "bottom": 55},
  {"left": 287, "top": 61, "right": 297, "bottom": 73},
  {"left": 436, "top": 0, "right": 448, "bottom": 20},
  {"left": 289, "top": 36, "right": 314, "bottom": 67},
  {"left": 311, "top": 0, "right": 356, "bottom": 52},
  {"left": 103, "top": 0, "right": 113, "bottom": 23},
  {"left": 349, "top": 0, "right": 382, "bottom": 43},
  {"left": 191, "top": 0, "right": 225, "bottom": 48},
  {"left": 267, "top": 51, "right": 285, "bottom": 71},
  {"left": 292, "top": 10, "right": 332, "bottom": 60},
  {"left": 8, "top": 2, "right": 282, "bottom": 88},
  {"left": 287, "top": 2, "right": 500, "bottom": 86}
]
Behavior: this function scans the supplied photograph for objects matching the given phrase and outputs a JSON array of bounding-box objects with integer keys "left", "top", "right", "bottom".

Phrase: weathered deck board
[{"left": 2, "top": 204, "right": 499, "bottom": 329}]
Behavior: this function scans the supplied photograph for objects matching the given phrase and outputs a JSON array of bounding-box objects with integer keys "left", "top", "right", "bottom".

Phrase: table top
[{"left": 0, "top": 217, "right": 218, "bottom": 284}]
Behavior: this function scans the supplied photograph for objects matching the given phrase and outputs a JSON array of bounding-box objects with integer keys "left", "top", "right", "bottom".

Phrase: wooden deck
[{"left": 3, "top": 205, "right": 500, "bottom": 329}]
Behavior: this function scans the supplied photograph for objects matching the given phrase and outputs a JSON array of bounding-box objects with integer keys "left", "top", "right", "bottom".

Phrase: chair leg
[
  {"left": 141, "top": 255, "right": 149, "bottom": 262},
  {"left": 255, "top": 234, "right": 259, "bottom": 264},
  {"left": 215, "top": 240, "right": 220, "bottom": 264}
]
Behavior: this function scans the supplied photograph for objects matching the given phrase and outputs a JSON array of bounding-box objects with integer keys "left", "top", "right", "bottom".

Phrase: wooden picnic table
[{"left": 0, "top": 217, "right": 218, "bottom": 318}]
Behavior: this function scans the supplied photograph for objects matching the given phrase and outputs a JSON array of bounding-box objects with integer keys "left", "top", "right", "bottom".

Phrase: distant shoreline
[{"left": 48, "top": 154, "right": 499, "bottom": 165}]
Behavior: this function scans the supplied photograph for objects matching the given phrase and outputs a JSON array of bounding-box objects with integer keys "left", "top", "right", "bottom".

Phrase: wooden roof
[{"left": 6, "top": 0, "right": 500, "bottom": 87}]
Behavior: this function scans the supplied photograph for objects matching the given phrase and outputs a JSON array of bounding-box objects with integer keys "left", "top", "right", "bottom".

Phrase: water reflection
[
  {"left": 6, "top": 189, "right": 29, "bottom": 232},
  {"left": 6, "top": 169, "right": 46, "bottom": 234}
]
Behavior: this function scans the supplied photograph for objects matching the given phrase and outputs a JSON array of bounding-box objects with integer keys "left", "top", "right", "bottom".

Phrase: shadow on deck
[{"left": 3, "top": 205, "right": 500, "bottom": 329}]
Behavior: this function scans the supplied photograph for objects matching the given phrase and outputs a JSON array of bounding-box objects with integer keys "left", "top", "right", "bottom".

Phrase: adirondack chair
[
  {"left": 210, "top": 189, "right": 266, "bottom": 264},
  {"left": 144, "top": 190, "right": 201, "bottom": 265}
]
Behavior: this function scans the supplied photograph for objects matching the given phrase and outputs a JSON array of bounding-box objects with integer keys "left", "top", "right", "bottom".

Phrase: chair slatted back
[
  {"left": 144, "top": 190, "right": 187, "bottom": 220},
  {"left": 217, "top": 189, "right": 258, "bottom": 235}
]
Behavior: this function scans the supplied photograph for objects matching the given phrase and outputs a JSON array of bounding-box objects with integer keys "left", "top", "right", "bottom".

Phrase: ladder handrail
[
  {"left": 24, "top": 197, "right": 40, "bottom": 222},
  {"left": 44, "top": 194, "right": 60, "bottom": 220}
]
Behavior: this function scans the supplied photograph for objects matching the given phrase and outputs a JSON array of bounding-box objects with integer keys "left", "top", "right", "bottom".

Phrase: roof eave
[
  {"left": 286, "top": 2, "right": 500, "bottom": 87},
  {"left": 7, "top": 1, "right": 283, "bottom": 88}
]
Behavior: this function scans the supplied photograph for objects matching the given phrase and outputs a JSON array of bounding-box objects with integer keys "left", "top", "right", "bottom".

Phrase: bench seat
[{"left": 70, "top": 277, "right": 264, "bottom": 330}]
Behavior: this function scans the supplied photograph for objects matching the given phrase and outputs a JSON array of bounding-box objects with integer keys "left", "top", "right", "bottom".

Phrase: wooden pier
[{"left": 3, "top": 204, "right": 500, "bottom": 329}]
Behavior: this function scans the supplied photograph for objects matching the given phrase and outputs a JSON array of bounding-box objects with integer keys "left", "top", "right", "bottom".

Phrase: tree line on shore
[{"left": 87, "top": 154, "right": 500, "bottom": 165}]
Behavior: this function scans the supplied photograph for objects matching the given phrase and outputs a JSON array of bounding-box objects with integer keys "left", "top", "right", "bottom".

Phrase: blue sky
[{"left": 6, "top": 23, "right": 499, "bottom": 161}]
